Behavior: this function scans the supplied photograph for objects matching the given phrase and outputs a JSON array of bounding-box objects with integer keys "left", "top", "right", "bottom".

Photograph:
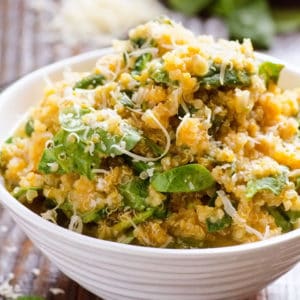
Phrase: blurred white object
[
  {"left": 0, "top": 49, "right": 299, "bottom": 300},
  {"left": 29, "top": 0, "right": 167, "bottom": 46}
]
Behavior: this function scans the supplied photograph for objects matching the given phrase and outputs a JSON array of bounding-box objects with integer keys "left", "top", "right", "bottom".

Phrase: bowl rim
[{"left": 0, "top": 48, "right": 300, "bottom": 257}]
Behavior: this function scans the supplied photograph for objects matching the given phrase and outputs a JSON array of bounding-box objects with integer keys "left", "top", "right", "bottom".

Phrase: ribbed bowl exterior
[
  {"left": 6, "top": 209, "right": 300, "bottom": 300},
  {"left": 0, "top": 50, "right": 300, "bottom": 300}
]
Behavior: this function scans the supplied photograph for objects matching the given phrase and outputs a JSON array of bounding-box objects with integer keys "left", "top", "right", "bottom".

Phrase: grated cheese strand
[
  {"left": 68, "top": 215, "right": 83, "bottom": 233},
  {"left": 112, "top": 109, "right": 170, "bottom": 162},
  {"left": 219, "top": 61, "right": 227, "bottom": 86},
  {"left": 217, "top": 190, "right": 264, "bottom": 240},
  {"left": 91, "top": 168, "right": 110, "bottom": 174}
]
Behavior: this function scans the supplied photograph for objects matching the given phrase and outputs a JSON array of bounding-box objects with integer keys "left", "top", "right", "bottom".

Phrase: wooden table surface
[{"left": 0, "top": 1, "right": 300, "bottom": 299}]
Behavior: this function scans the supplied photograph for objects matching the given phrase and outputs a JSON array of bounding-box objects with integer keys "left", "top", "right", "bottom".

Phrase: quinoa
[{"left": 1, "top": 17, "right": 300, "bottom": 248}]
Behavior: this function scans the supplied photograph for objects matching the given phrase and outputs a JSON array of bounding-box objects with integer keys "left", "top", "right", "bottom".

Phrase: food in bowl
[{"left": 1, "top": 17, "right": 300, "bottom": 249}]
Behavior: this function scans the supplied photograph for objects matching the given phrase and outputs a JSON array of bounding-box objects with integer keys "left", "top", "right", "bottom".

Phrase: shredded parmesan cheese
[
  {"left": 217, "top": 190, "right": 264, "bottom": 240},
  {"left": 68, "top": 215, "right": 83, "bottom": 233},
  {"left": 91, "top": 168, "right": 110, "bottom": 174},
  {"left": 41, "top": 209, "right": 58, "bottom": 224},
  {"left": 219, "top": 61, "right": 227, "bottom": 86},
  {"left": 129, "top": 47, "right": 159, "bottom": 58},
  {"left": 112, "top": 109, "right": 170, "bottom": 162}
]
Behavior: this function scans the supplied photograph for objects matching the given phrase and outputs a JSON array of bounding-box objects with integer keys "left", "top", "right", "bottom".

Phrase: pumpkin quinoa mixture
[{"left": 1, "top": 17, "right": 300, "bottom": 248}]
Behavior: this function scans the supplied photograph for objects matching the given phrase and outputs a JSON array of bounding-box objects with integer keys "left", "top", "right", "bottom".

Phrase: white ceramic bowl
[{"left": 0, "top": 49, "right": 300, "bottom": 300}]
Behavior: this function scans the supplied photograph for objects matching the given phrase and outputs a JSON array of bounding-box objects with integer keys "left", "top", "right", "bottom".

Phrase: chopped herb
[
  {"left": 131, "top": 161, "right": 150, "bottom": 173},
  {"left": 25, "top": 119, "right": 34, "bottom": 137},
  {"left": 122, "top": 52, "right": 128, "bottom": 65},
  {"left": 112, "top": 208, "right": 155, "bottom": 235},
  {"left": 12, "top": 186, "right": 41, "bottom": 199},
  {"left": 130, "top": 37, "right": 147, "bottom": 48},
  {"left": 81, "top": 207, "right": 107, "bottom": 223},
  {"left": 259, "top": 61, "right": 284, "bottom": 86},
  {"left": 150, "top": 69, "right": 170, "bottom": 85},
  {"left": 59, "top": 201, "right": 74, "bottom": 218},
  {"left": 285, "top": 210, "right": 300, "bottom": 223},
  {"left": 130, "top": 159, "right": 161, "bottom": 177},
  {"left": 208, "top": 193, "right": 218, "bottom": 207},
  {"left": 151, "top": 164, "right": 215, "bottom": 193},
  {"left": 206, "top": 213, "right": 232, "bottom": 232},
  {"left": 268, "top": 206, "right": 293, "bottom": 233},
  {"left": 198, "top": 64, "right": 251, "bottom": 89},
  {"left": 119, "top": 178, "right": 149, "bottom": 211},
  {"left": 73, "top": 74, "right": 105, "bottom": 90},
  {"left": 132, "top": 53, "right": 152, "bottom": 75},
  {"left": 295, "top": 177, "right": 300, "bottom": 190},
  {"left": 153, "top": 202, "right": 169, "bottom": 219},
  {"left": 119, "top": 93, "right": 134, "bottom": 108},
  {"left": 144, "top": 137, "right": 163, "bottom": 156},
  {"left": 246, "top": 173, "right": 287, "bottom": 198},
  {"left": 5, "top": 136, "right": 13, "bottom": 144},
  {"left": 178, "top": 104, "right": 198, "bottom": 118},
  {"left": 208, "top": 114, "right": 224, "bottom": 135}
]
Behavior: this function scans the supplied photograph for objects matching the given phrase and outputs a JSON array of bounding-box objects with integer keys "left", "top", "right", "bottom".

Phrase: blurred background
[
  {"left": 0, "top": 0, "right": 300, "bottom": 299},
  {"left": 1, "top": 0, "right": 300, "bottom": 88}
]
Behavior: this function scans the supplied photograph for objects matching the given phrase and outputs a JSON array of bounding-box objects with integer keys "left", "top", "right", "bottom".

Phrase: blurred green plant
[{"left": 167, "top": 0, "right": 300, "bottom": 49}]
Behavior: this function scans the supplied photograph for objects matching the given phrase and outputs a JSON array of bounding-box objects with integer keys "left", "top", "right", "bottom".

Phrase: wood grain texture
[{"left": 0, "top": 0, "right": 300, "bottom": 299}]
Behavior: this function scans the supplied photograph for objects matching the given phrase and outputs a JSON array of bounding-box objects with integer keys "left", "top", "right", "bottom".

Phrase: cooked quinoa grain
[{"left": 1, "top": 17, "right": 300, "bottom": 248}]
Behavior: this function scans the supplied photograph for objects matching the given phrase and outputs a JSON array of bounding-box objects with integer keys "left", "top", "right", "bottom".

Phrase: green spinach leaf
[
  {"left": 38, "top": 129, "right": 100, "bottom": 179},
  {"left": 12, "top": 186, "right": 41, "bottom": 199},
  {"left": 150, "top": 69, "right": 170, "bottom": 85},
  {"left": 285, "top": 210, "right": 300, "bottom": 223},
  {"left": 38, "top": 107, "right": 141, "bottom": 179},
  {"left": 268, "top": 206, "right": 293, "bottom": 233},
  {"left": 111, "top": 208, "right": 155, "bottom": 235},
  {"left": 246, "top": 173, "right": 287, "bottom": 198},
  {"left": 25, "top": 119, "right": 34, "bottom": 137},
  {"left": 5, "top": 136, "right": 13, "bottom": 144},
  {"left": 58, "top": 201, "right": 74, "bottom": 218},
  {"left": 130, "top": 37, "right": 147, "bottom": 48},
  {"left": 144, "top": 137, "right": 163, "bottom": 156},
  {"left": 206, "top": 213, "right": 232, "bottom": 232},
  {"left": 132, "top": 53, "right": 152, "bottom": 75},
  {"left": 73, "top": 74, "right": 105, "bottom": 90},
  {"left": 119, "top": 178, "right": 149, "bottom": 211},
  {"left": 151, "top": 164, "right": 215, "bottom": 193},
  {"left": 259, "top": 61, "right": 284, "bottom": 86},
  {"left": 94, "top": 126, "right": 141, "bottom": 156},
  {"left": 198, "top": 64, "right": 251, "bottom": 89},
  {"left": 81, "top": 207, "right": 107, "bottom": 223}
]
